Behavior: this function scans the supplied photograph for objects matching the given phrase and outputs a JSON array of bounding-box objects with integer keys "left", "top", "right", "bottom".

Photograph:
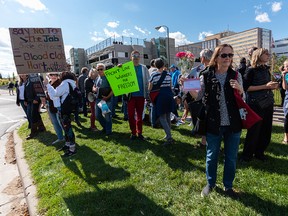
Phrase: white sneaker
[{"left": 52, "top": 139, "right": 65, "bottom": 145}]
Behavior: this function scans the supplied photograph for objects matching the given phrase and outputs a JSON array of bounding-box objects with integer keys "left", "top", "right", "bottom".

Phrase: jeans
[
  {"left": 159, "top": 113, "right": 171, "bottom": 139},
  {"left": 96, "top": 99, "right": 112, "bottom": 134},
  {"left": 47, "top": 103, "right": 63, "bottom": 140},
  {"left": 121, "top": 97, "right": 128, "bottom": 120},
  {"left": 206, "top": 126, "right": 241, "bottom": 189},
  {"left": 19, "top": 100, "right": 30, "bottom": 128},
  {"left": 150, "top": 103, "right": 157, "bottom": 127},
  {"left": 80, "top": 93, "right": 87, "bottom": 116}
]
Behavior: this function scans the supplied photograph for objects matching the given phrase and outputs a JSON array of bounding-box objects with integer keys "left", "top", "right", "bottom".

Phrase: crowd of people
[{"left": 14, "top": 44, "right": 287, "bottom": 197}]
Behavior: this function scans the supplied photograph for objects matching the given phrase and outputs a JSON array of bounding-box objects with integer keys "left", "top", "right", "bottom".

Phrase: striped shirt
[{"left": 149, "top": 71, "right": 172, "bottom": 88}]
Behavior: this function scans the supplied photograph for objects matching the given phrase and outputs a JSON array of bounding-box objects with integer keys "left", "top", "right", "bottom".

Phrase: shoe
[
  {"left": 62, "top": 150, "right": 77, "bottom": 157},
  {"left": 201, "top": 185, "right": 214, "bottom": 197},
  {"left": 282, "top": 140, "right": 288, "bottom": 144},
  {"left": 130, "top": 134, "right": 137, "bottom": 140},
  {"left": 52, "top": 139, "right": 65, "bottom": 145},
  {"left": 163, "top": 138, "right": 174, "bottom": 146},
  {"left": 137, "top": 134, "right": 145, "bottom": 140},
  {"left": 76, "top": 121, "right": 82, "bottom": 126},
  {"left": 90, "top": 127, "right": 99, "bottom": 132},
  {"left": 26, "top": 134, "right": 35, "bottom": 140},
  {"left": 224, "top": 188, "right": 238, "bottom": 199},
  {"left": 58, "top": 144, "right": 69, "bottom": 151},
  {"left": 123, "top": 117, "right": 128, "bottom": 121}
]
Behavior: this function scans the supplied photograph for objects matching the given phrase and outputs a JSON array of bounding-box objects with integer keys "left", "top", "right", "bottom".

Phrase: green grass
[{"left": 18, "top": 108, "right": 288, "bottom": 216}]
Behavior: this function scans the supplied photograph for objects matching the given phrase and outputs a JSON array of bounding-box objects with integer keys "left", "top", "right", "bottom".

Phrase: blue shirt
[
  {"left": 171, "top": 69, "right": 180, "bottom": 88},
  {"left": 132, "top": 65, "right": 144, "bottom": 97}
]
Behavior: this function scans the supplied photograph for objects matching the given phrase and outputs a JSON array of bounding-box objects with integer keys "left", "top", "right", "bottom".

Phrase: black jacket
[{"left": 202, "top": 66, "right": 242, "bottom": 135}]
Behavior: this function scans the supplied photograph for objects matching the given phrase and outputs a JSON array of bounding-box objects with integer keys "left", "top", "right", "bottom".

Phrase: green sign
[{"left": 104, "top": 61, "right": 139, "bottom": 96}]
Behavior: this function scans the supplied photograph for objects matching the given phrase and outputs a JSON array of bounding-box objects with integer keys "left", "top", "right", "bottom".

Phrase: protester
[
  {"left": 85, "top": 68, "right": 99, "bottom": 131},
  {"left": 189, "top": 49, "right": 213, "bottom": 147},
  {"left": 8, "top": 81, "right": 15, "bottom": 95},
  {"left": 16, "top": 74, "right": 29, "bottom": 127},
  {"left": 190, "top": 44, "right": 243, "bottom": 197},
  {"left": 95, "top": 63, "right": 113, "bottom": 136},
  {"left": 24, "top": 74, "right": 46, "bottom": 139},
  {"left": 45, "top": 73, "right": 64, "bottom": 145},
  {"left": 148, "top": 59, "right": 157, "bottom": 75},
  {"left": 281, "top": 60, "right": 288, "bottom": 144},
  {"left": 170, "top": 64, "right": 181, "bottom": 96},
  {"left": 246, "top": 46, "right": 258, "bottom": 67},
  {"left": 127, "top": 50, "right": 150, "bottom": 140},
  {"left": 241, "top": 48, "right": 278, "bottom": 162},
  {"left": 46, "top": 72, "right": 77, "bottom": 157},
  {"left": 237, "top": 57, "right": 247, "bottom": 78},
  {"left": 149, "top": 58, "right": 175, "bottom": 145},
  {"left": 279, "top": 65, "right": 286, "bottom": 107},
  {"left": 78, "top": 67, "right": 89, "bottom": 117}
]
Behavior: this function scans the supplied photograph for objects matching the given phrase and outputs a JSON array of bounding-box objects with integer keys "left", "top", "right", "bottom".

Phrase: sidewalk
[{"left": 0, "top": 122, "right": 37, "bottom": 215}]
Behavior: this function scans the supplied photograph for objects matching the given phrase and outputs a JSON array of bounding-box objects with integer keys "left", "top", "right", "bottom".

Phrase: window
[{"left": 143, "top": 54, "right": 148, "bottom": 59}]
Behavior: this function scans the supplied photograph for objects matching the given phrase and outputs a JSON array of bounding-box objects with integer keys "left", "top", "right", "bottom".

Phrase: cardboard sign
[
  {"left": 104, "top": 61, "right": 139, "bottom": 96},
  {"left": 29, "top": 74, "right": 46, "bottom": 97},
  {"left": 9, "top": 28, "right": 67, "bottom": 74}
]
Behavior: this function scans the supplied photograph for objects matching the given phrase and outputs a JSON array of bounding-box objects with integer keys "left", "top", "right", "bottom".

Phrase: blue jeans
[
  {"left": 121, "top": 97, "right": 128, "bottom": 119},
  {"left": 96, "top": 99, "right": 112, "bottom": 134},
  {"left": 206, "top": 126, "right": 241, "bottom": 189},
  {"left": 47, "top": 103, "right": 63, "bottom": 140}
]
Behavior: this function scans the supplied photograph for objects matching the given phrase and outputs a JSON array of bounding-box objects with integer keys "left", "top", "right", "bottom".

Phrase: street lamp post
[{"left": 155, "top": 25, "right": 170, "bottom": 67}]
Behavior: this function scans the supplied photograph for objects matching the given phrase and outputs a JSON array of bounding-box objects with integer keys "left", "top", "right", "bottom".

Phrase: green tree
[
  {"left": 0, "top": 73, "right": 2, "bottom": 79},
  {"left": 272, "top": 54, "right": 287, "bottom": 73}
]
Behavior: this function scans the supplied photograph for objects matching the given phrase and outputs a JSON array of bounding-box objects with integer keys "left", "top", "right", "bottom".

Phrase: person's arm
[
  {"left": 282, "top": 71, "right": 288, "bottom": 90},
  {"left": 47, "top": 82, "right": 66, "bottom": 98}
]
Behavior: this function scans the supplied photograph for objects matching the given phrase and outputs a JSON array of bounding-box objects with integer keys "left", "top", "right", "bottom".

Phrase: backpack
[{"left": 61, "top": 83, "right": 81, "bottom": 114}]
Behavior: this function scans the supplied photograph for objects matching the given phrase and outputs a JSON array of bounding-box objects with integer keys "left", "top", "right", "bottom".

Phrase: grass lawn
[{"left": 18, "top": 107, "right": 288, "bottom": 216}]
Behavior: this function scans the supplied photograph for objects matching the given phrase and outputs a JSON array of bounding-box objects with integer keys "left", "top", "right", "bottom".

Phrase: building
[
  {"left": 272, "top": 38, "right": 288, "bottom": 58},
  {"left": 69, "top": 48, "right": 87, "bottom": 75},
  {"left": 219, "top": 27, "right": 272, "bottom": 66},
  {"left": 85, "top": 36, "right": 176, "bottom": 68},
  {"left": 175, "top": 28, "right": 272, "bottom": 68}
]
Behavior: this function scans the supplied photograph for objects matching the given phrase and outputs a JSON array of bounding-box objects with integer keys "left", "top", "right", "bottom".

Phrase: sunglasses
[
  {"left": 219, "top": 53, "right": 234, "bottom": 58},
  {"left": 49, "top": 74, "right": 58, "bottom": 76},
  {"left": 97, "top": 68, "right": 104, "bottom": 71},
  {"left": 132, "top": 54, "right": 140, "bottom": 58}
]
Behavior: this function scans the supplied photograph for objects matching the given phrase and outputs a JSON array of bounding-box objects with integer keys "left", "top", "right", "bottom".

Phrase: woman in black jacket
[{"left": 241, "top": 48, "right": 278, "bottom": 162}]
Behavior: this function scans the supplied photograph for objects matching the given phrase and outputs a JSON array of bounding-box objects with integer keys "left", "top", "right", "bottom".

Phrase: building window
[
  {"left": 125, "top": 52, "right": 129, "bottom": 58},
  {"left": 143, "top": 54, "right": 148, "bottom": 59}
]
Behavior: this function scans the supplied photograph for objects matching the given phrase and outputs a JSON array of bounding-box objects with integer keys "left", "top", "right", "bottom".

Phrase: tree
[
  {"left": 12, "top": 72, "right": 15, "bottom": 81},
  {"left": 271, "top": 54, "right": 287, "bottom": 73},
  {"left": 0, "top": 73, "right": 2, "bottom": 79}
]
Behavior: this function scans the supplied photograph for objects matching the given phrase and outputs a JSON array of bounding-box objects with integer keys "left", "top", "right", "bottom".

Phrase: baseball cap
[{"left": 169, "top": 64, "right": 176, "bottom": 69}]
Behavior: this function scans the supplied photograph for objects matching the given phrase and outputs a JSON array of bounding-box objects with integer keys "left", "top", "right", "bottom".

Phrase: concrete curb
[{"left": 12, "top": 124, "right": 38, "bottom": 216}]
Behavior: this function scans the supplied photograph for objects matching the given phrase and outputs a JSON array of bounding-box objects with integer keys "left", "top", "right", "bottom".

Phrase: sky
[{"left": 0, "top": 0, "right": 287, "bottom": 78}]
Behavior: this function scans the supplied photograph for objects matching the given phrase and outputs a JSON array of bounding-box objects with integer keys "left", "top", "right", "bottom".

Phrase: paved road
[{"left": 0, "top": 88, "right": 26, "bottom": 137}]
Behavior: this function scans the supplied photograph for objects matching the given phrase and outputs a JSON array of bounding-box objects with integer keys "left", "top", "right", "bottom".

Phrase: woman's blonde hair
[
  {"left": 208, "top": 44, "right": 234, "bottom": 69},
  {"left": 250, "top": 48, "right": 269, "bottom": 68}
]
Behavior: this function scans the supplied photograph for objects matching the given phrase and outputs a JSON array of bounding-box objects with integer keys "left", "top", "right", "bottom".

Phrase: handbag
[
  {"left": 149, "top": 71, "right": 167, "bottom": 104},
  {"left": 234, "top": 73, "right": 262, "bottom": 129},
  {"left": 254, "top": 93, "right": 274, "bottom": 109},
  {"left": 191, "top": 103, "right": 206, "bottom": 136}
]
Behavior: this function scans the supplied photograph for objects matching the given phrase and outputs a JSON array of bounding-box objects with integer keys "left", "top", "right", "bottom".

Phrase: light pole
[{"left": 155, "top": 25, "right": 170, "bottom": 67}]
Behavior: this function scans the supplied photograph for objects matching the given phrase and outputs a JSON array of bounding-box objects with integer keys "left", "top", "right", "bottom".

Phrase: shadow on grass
[
  {"left": 61, "top": 145, "right": 130, "bottom": 185},
  {"left": 238, "top": 191, "right": 288, "bottom": 215},
  {"left": 238, "top": 154, "right": 288, "bottom": 175},
  {"left": 107, "top": 131, "right": 206, "bottom": 172},
  {"left": 63, "top": 185, "right": 173, "bottom": 216}
]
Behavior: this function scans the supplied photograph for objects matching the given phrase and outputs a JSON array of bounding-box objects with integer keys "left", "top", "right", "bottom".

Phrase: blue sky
[{"left": 0, "top": 0, "right": 287, "bottom": 77}]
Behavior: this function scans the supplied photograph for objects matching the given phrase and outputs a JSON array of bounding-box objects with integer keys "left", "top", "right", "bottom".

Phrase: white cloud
[
  {"left": 271, "top": 2, "right": 282, "bottom": 12},
  {"left": 169, "top": 31, "right": 192, "bottom": 46},
  {"left": 122, "top": 29, "right": 134, "bottom": 37},
  {"left": 0, "top": 28, "right": 16, "bottom": 78},
  {"left": 103, "top": 28, "right": 120, "bottom": 38},
  {"left": 198, "top": 31, "right": 213, "bottom": 41},
  {"left": 90, "top": 31, "right": 105, "bottom": 43},
  {"left": 107, "top": 21, "right": 119, "bottom": 28},
  {"left": 255, "top": 12, "right": 271, "bottom": 22},
  {"left": 134, "top": 26, "right": 151, "bottom": 35},
  {"left": 15, "top": 0, "right": 47, "bottom": 11}
]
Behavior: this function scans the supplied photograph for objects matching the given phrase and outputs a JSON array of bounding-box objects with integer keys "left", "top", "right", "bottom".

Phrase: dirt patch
[
  {"left": 7, "top": 200, "right": 29, "bottom": 216},
  {"left": 2, "top": 176, "right": 23, "bottom": 195},
  {"left": 5, "top": 132, "right": 16, "bottom": 164}
]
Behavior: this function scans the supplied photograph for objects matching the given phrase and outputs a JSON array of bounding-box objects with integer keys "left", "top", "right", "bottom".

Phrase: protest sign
[
  {"left": 104, "top": 61, "right": 139, "bottom": 96},
  {"left": 183, "top": 79, "right": 201, "bottom": 91},
  {"left": 28, "top": 74, "right": 46, "bottom": 97},
  {"left": 9, "top": 28, "right": 67, "bottom": 74}
]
